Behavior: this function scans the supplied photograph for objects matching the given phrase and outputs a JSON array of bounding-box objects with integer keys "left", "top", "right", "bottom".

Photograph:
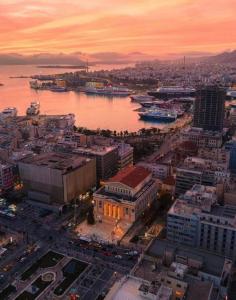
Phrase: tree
[
  {"left": 158, "top": 192, "right": 173, "bottom": 210},
  {"left": 87, "top": 206, "right": 95, "bottom": 225}
]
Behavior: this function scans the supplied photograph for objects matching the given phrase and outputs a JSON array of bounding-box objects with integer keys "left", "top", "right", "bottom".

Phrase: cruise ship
[
  {"left": 1, "top": 107, "right": 17, "bottom": 118},
  {"left": 139, "top": 108, "right": 177, "bottom": 122},
  {"left": 148, "top": 86, "right": 196, "bottom": 99},
  {"left": 85, "top": 86, "right": 132, "bottom": 96},
  {"left": 130, "top": 94, "right": 155, "bottom": 102},
  {"left": 26, "top": 102, "right": 40, "bottom": 116}
]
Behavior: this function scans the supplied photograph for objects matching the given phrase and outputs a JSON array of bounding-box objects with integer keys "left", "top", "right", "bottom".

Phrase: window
[
  {"left": 125, "top": 208, "right": 129, "bottom": 215},
  {"left": 98, "top": 201, "right": 102, "bottom": 208}
]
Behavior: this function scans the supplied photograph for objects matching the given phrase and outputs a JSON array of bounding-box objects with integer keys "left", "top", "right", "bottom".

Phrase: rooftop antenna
[
  {"left": 183, "top": 56, "right": 186, "bottom": 86},
  {"left": 86, "top": 60, "right": 89, "bottom": 73}
]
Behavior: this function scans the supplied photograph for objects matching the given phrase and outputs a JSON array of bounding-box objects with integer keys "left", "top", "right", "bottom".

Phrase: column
[
  {"left": 117, "top": 206, "right": 120, "bottom": 220},
  {"left": 113, "top": 206, "right": 116, "bottom": 218},
  {"left": 108, "top": 204, "right": 112, "bottom": 217}
]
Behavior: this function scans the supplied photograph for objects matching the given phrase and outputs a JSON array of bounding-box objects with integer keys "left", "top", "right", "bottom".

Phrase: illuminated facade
[{"left": 94, "top": 166, "right": 158, "bottom": 223}]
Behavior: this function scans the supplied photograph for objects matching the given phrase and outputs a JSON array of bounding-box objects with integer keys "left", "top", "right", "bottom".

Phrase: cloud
[{"left": 0, "top": 0, "right": 235, "bottom": 56}]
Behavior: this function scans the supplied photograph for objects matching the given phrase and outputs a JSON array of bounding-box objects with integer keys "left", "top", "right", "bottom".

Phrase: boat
[
  {"left": 85, "top": 86, "right": 132, "bottom": 96},
  {"left": 148, "top": 86, "right": 196, "bottom": 99},
  {"left": 50, "top": 86, "right": 67, "bottom": 92},
  {"left": 139, "top": 108, "right": 177, "bottom": 122},
  {"left": 1, "top": 107, "right": 17, "bottom": 118},
  {"left": 26, "top": 102, "right": 40, "bottom": 116},
  {"left": 140, "top": 100, "right": 171, "bottom": 108},
  {"left": 29, "top": 80, "right": 41, "bottom": 89},
  {"left": 227, "top": 88, "right": 236, "bottom": 99},
  {"left": 130, "top": 95, "right": 155, "bottom": 102}
]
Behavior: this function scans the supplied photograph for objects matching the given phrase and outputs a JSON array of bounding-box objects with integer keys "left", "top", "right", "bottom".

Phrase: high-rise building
[
  {"left": 229, "top": 142, "right": 236, "bottom": 175},
  {"left": 193, "top": 86, "right": 225, "bottom": 132}
]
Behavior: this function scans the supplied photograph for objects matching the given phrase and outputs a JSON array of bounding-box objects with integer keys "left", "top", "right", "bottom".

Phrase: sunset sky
[{"left": 0, "top": 0, "right": 235, "bottom": 58}]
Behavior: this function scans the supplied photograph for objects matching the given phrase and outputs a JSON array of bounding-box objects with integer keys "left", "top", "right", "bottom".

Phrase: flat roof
[
  {"left": 19, "top": 152, "right": 91, "bottom": 172},
  {"left": 186, "top": 280, "right": 212, "bottom": 300},
  {"left": 106, "top": 276, "right": 171, "bottom": 300},
  {"left": 74, "top": 145, "right": 117, "bottom": 156},
  {"left": 147, "top": 238, "right": 227, "bottom": 277}
]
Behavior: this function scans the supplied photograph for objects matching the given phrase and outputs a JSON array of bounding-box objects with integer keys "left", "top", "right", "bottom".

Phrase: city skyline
[{"left": 0, "top": 0, "right": 236, "bottom": 59}]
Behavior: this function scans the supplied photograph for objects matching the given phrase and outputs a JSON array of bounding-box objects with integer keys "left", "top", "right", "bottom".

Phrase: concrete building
[
  {"left": 198, "top": 147, "right": 229, "bottom": 164},
  {"left": 19, "top": 152, "right": 96, "bottom": 205},
  {"left": 64, "top": 133, "right": 87, "bottom": 146},
  {"left": 0, "top": 162, "right": 14, "bottom": 193},
  {"left": 229, "top": 142, "right": 236, "bottom": 175},
  {"left": 175, "top": 156, "right": 230, "bottom": 196},
  {"left": 182, "top": 127, "right": 223, "bottom": 148},
  {"left": 193, "top": 86, "right": 225, "bottom": 132},
  {"left": 74, "top": 145, "right": 118, "bottom": 182},
  {"left": 138, "top": 162, "right": 172, "bottom": 180},
  {"left": 105, "top": 275, "right": 172, "bottom": 300},
  {"left": 167, "top": 184, "right": 236, "bottom": 258},
  {"left": 117, "top": 143, "right": 133, "bottom": 170},
  {"left": 94, "top": 166, "right": 158, "bottom": 223},
  {"left": 144, "top": 238, "right": 232, "bottom": 300}
]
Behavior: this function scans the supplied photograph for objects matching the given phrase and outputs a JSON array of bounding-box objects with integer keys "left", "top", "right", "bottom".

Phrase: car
[
  {"left": 3, "top": 264, "right": 13, "bottom": 272},
  {"left": 103, "top": 252, "right": 112, "bottom": 256},
  {"left": 115, "top": 255, "right": 122, "bottom": 259},
  {"left": 125, "top": 250, "right": 138, "bottom": 256},
  {"left": 19, "top": 257, "right": 26, "bottom": 263}
]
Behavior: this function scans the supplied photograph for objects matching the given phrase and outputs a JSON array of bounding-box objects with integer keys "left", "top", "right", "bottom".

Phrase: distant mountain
[
  {"left": 0, "top": 52, "right": 159, "bottom": 65},
  {"left": 0, "top": 53, "right": 86, "bottom": 65},
  {"left": 204, "top": 50, "right": 236, "bottom": 64}
]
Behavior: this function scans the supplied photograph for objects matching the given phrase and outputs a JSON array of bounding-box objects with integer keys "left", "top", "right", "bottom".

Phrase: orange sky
[{"left": 0, "top": 0, "right": 235, "bottom": 58}]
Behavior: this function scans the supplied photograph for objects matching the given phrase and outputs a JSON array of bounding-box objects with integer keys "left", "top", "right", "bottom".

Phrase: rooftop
[
  {"left": 19, "top": 152, "right": 92, "bottom": 172},
  {"left": 108, "top": 165, "right": 151, "bottom": 189},
  {"left": 74, "top": 145, "right": 117, "bottom": 156},
  {"left": 147, "top": 238, "right": 227, "bottom": 277},
  {"left": 105, "top": 275, "right": 172, "bottom": 300}
]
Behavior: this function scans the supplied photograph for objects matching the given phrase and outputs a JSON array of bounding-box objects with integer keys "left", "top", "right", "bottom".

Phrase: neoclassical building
[{"left": 94, "top": 166, "right": 158, "bottom": 223}]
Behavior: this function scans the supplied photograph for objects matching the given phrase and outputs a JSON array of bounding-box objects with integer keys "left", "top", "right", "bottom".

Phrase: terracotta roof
[{"left": 108, "top": 165, "right": 151, "bottom": 188}]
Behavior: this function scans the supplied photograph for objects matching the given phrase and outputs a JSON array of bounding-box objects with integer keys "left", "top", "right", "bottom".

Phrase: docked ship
[
  {"left": 148, "top": 86, "right": 196, "bottom": 99},
  {"left": 140, "top": 100, "right": 171, "bottom": 108},
  {"left": 139, "top": 108, "right": 177, "bottom": 122},
  {"left": 85, "top": 86, "right": 132, "bottom": 96},
  {"left": 227, "top": 88, "right": 236, "bottom": 100},
  {"left": 50, "top": 86, "right": 67, "bottom": 92},
  {"left": 29, "top": 80, "right": 41, "bottom": 89},
  {"left": 26, "top": 102, "right": 40, "bottom": 116},
  {"left": 130, "top": 94, "right": 155, "bottom": 102},
  {"left": 1, "top": 107, "right": 17, "bottom": 118}
]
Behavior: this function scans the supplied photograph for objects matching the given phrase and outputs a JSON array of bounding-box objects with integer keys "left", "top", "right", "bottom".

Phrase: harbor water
[{"left": 0, "top": 65, "right": 166, "bottom": 131}]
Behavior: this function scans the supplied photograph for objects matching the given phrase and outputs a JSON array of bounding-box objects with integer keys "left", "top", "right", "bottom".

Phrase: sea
[{"left": 0, "top": 64, "right": 165, "bottom": 132}]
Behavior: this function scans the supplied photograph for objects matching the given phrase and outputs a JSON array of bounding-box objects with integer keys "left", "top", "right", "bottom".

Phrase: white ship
[
  {"left": 26, "top": 102, "right": 40, "bottom": 116},
  {"left": 85, "top": 86, "right": 132, "bottom": 97}
]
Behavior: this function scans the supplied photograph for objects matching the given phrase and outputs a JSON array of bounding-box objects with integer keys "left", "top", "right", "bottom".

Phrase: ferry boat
[
  {"left": 85, "top": 86, "right": 132, "bottom": 96},
  {"left": 139, "top": 108, "right": 177, "bottom": 122},
  {"left": 130, "top": 95, "right": 155, "bottom": 102},
  {"left": 148, "top": 86, "right": 196, "bottom": 99},
  {"left": 26, "top": 102, "right": 40, "bottom": 116},
  {"left": 1, "top": 107, "right": 17, "bottom": 118}
]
